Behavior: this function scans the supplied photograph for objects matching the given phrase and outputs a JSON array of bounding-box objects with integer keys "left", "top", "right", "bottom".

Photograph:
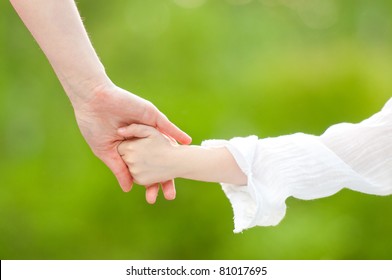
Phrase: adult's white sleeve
[{"left": 202, "top": 98, "right": 392, "bottom": 233}]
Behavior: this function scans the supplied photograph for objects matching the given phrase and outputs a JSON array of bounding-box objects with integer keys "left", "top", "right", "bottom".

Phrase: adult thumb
[{"left": 102, "top": 152, "right": 133, "bottom": 192}]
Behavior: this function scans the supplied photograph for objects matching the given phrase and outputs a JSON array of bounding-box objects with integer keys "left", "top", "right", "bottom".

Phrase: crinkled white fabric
[{"left": 202, "top": 98, "right": 392, "bottom": 233}]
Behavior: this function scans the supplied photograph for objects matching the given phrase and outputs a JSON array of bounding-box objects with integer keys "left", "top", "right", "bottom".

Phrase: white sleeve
[{"left": 202, "top": 98, "right": 392, "bottom": 233}]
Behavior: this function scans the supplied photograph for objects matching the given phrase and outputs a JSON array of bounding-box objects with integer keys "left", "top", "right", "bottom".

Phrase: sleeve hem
[{"left": 202, "top": 136, "right": 261, "bottom": 233}]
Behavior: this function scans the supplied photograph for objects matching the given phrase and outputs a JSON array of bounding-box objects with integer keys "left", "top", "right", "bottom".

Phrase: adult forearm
[
  {"left": 175, "top": 146, "right": 247, "bottom": 185},
  {"left": 10, "top": 0, "right": 110, "bottom": 102}
]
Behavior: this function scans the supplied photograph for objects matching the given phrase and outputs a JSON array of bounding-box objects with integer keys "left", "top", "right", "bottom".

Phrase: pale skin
[
  {"left": 10, "top": 0, "right": 192, "bottom": 200},
  {"left": 118, "top": 124, "right": 247, "bottom": 204}
]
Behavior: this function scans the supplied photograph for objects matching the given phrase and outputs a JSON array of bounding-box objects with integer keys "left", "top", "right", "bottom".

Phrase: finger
[
  {"left": 161, "top": 179, "right": 176, "bottom": 201},
  {"left": 156, "top": 113, "right": 192, "bottom": 145},
  {"left": 101, "top": 152, "right": 133, "bottom": 192},
  {"left": 146, "top": 184, "right": 160, "bottom": 204},
  {"left": 117, "top": 124, "right": 156, "bottom": 139}
]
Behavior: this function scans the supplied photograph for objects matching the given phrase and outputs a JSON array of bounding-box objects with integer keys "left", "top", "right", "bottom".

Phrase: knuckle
[
  {"left": 133, "top": 173, "right": 150, "bottom": 186},
  {"left": 141, "top": 101, "right": 158, "bottom": 123},
  {"left": 119, "top": 143, "right": 137, "bottom": 156}
]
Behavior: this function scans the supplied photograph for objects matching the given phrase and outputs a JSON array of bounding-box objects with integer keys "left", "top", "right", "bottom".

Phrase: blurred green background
[{"left": 1, "top": 0, "right": 392, "bottom": 259}]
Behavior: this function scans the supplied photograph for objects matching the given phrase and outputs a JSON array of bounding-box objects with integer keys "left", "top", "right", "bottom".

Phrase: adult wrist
[{"left": 62, "top": 69, "right": 113, "bottom": 105}]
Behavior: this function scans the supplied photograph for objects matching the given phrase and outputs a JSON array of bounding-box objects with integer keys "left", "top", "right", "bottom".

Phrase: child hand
[{"left": 117, "top": 124, "right": 180, "bottom": 203}]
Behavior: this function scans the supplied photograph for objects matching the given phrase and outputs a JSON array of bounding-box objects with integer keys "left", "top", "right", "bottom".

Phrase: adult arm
[{"left": 10, "top": 0, "right": 191, "bottom": 196}]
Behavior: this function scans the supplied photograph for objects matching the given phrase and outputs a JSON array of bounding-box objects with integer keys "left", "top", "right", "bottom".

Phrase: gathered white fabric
[{"left": 202, "top": 98, "right": 392, "bottom": 233}]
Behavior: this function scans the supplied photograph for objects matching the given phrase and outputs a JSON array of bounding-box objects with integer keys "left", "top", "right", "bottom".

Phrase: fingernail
[{"left": 167, "top": 191, "right": 176, "bottom": 200}]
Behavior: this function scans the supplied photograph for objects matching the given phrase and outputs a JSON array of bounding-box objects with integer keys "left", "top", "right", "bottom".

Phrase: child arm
[{"left": 121, "top": 100, "right": 392, "bottom": 233}]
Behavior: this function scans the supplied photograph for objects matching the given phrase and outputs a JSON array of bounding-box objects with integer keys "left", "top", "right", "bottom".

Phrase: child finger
[
  {"left": 117, "top": 124, "right": 155, "bottom": 139},
  {"left": 161, "top": 180, "right": 176, "bottom": 201},
  {"left": 145, "top": 184, "right": 160, "bottom": 204}
]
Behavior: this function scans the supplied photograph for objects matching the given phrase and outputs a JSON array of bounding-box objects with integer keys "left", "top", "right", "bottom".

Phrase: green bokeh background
[{"left": 1, "top": 0, "right": 392, "bottom": 259}]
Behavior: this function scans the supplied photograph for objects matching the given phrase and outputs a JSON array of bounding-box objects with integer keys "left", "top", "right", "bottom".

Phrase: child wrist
[{"left": 171, "top": 145, "right": 191, "bottom": 179}]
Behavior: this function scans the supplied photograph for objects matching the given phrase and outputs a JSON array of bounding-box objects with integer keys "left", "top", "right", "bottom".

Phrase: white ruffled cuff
[{"left": 202, "top": 136, "right": 265, "bottom": 233}]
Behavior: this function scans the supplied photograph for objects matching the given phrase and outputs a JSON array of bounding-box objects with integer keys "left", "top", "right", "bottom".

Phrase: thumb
[
  {"left": 118, "top": 124, "right": 155, "bottom": 139},
  {"left": 101, "top": 152, "right": 133, "bottom": 192}
]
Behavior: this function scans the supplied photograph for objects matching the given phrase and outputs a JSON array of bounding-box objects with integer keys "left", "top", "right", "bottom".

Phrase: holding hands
[
  {"left": 118, "top": 124, "right": 181, "bottom": 187},
  {"left": 75, "top": 83, "right": 191, "bottom": 199},
  {"left": 118, "top": 124, "right": 182, "bottom": 204},
  {"left": 11, "top": 0, "right": 245, "bottom": 205},
  {"left": 118, "top": 124, "right": 247, "bottom": 204}
]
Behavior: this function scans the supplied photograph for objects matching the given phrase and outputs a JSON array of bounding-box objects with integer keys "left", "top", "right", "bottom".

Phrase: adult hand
[
  {"left": 10, "top": 0, "right": 192, "bottom": 200},
  {"left": 72, "top": 81, "right": 192, "bottom": 197}
]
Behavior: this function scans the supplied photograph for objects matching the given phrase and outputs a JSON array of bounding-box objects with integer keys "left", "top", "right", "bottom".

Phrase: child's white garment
[{"left": 202, "top": 98, "right": 392, "bottom": 233}]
